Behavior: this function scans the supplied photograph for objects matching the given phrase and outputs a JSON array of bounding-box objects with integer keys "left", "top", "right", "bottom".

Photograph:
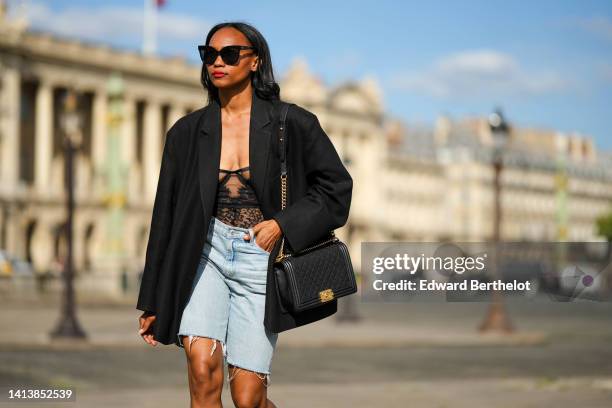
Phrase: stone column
[
  {"left": 1, "top": 66, "right": 20, "bottom": 193},
  {"left": 30, "top": 221, "right": 54, "bottom": 275},
  {"left": 143, "top": 100, "right": 162, "bottom": 201},
  {"left": 34, "top": 81, "right": 53, "bottom": 195}
]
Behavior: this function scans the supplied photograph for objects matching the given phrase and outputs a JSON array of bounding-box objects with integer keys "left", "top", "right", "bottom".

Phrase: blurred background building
[{"left": 1, "top": 5, "right": 611, "bottom": 299}]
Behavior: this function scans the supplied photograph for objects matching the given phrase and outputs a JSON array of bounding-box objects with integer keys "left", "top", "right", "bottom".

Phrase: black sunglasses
[{"left": 197, "top": 45, "right": 256, "bottom": 66}]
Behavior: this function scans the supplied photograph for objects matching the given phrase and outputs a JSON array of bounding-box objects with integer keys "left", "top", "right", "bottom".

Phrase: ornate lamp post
[
  {"left": 554, "top": 135, "right": 569, "bottom": 289},
  {"left": 50, "top": 89, "right": 87, "bottom": 340},
  {"left": 478, "top": 107, "right": 514, "bottom": 333}
]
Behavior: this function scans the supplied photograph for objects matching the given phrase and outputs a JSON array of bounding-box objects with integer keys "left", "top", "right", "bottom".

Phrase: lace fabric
[{"left": 213, "top": 166, "right": 265, "bottom": 229}]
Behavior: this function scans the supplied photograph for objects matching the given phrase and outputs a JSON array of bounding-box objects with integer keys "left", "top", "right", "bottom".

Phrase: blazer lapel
[{"left": 197, "top": 91, "right": 274, "bottom": 221}]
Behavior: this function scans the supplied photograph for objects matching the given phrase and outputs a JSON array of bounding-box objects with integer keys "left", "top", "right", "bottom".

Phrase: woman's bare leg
[
  {"left": 182, "top": 335, "right": 225, "bottom": 408},
  {"left": 227, "top": 363, "right": 277, "bottom": 408}
]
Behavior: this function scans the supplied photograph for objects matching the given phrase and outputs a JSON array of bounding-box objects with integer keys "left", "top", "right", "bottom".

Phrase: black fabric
[{"left": 136, "top": 91, "right": 353, "bottom": 346}]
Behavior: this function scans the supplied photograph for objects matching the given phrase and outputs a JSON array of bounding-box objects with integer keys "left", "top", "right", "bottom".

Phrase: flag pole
[{"left": 142, "top": 0, "right": 157, "bottom": 55}]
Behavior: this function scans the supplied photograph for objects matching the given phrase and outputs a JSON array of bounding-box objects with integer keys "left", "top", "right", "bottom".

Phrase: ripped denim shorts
[{"left": 177, "top": 216, "right": 278, "bottom": 387}]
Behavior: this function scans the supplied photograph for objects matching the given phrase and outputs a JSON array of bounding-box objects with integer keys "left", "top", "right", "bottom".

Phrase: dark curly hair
[{"left": 200, "top": 22, "right": 281, "bottom": 104}]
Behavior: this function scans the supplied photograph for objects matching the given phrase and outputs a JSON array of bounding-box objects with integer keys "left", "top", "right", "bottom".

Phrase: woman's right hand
[{"left": 138, "top": 312, "right": 158, "bottom": 346}]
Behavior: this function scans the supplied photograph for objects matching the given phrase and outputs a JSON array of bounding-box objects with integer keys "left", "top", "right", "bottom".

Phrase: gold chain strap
[
  {"left": 275, "top": 117, "right": 336, "bottom": 263},
  {"left": 276, "top": 173, "right": 288, "bottom": 262}
]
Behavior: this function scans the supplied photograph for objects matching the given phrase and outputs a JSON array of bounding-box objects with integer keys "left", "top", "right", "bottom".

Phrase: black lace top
[{"left": 213, "top": 165, "right": 265, "bottom": 229}]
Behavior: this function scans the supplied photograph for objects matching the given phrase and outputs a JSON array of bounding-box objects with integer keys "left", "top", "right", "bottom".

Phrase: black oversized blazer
[{"left": 136, "top": 90, "right": 353, "bottom": 347}]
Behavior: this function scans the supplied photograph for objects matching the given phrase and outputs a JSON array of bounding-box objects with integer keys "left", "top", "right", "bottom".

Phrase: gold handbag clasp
[{"left": 319, "top": 288, "right": 334, "bottom": 302}]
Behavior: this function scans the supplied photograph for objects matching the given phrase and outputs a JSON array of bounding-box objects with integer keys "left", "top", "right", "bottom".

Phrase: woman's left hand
[{"left": 245, "top": 219, "right": 282, "bottom": 252}]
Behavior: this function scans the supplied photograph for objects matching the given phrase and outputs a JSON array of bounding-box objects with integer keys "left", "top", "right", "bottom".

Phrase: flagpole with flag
[{"left": 142, "top": 0, "right": 166, "bottom": 55}]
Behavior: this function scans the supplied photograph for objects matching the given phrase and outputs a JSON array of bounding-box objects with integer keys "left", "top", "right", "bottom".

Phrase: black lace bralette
[{"left": 213, "top": 165, "right": 264, "bottom": 229}]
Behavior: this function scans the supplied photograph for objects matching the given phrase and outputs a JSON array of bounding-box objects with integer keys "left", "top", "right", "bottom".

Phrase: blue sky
[{"left": 14, "top": 0, "right": 612, "bottom": 149}]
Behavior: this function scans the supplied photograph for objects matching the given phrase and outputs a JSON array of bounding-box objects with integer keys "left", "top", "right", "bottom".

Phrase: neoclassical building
[
  {"left": 0, "top": 10, "right": 205, "bottom": 294},
  {"left": 1, "top": 9, "right": 611, "bottom": 297}
]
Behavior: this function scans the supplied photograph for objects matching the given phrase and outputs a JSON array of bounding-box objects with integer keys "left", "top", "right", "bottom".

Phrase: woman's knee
[
  {"left": 232, "top": 391, "right": 266, "bottom": 408},
  {"left": 184, "top": 336, "right": 225, "bottom": 392},
  {"left": 228, "top": 366, "right": 269, "bottom": 408}
]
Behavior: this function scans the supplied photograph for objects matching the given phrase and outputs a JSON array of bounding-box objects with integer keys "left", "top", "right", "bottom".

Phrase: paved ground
[{"left": 0, "top": 293, "right": 611, "bottom": 407}]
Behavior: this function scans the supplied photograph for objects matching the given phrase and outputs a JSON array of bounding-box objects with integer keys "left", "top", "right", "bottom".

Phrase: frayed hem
[
  {"left": 177, "top": 334, "right": 227, "bottom": 358},
  {"left": 226, "top": 362, "right": 271, "bottom": 388}
]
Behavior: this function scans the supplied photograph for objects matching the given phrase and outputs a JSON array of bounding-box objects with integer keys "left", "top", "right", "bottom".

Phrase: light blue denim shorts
[{"left": 177, "top": 216, "right": 278, "bottom": 385}]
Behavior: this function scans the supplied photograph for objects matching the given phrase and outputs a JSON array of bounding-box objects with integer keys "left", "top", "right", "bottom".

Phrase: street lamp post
[
  {"left": 50, "top": 89, "right": 87, "bottom": 341},
  {"left": 478, "top": 108, "right": 514, "bottom": 333}
]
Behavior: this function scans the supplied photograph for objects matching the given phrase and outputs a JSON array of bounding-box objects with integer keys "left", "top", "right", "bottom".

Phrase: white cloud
[
  {"left": 390, "top": 49, "right": 571, "bottom": 99},
  {"left": 19, "top": 1, "right": 209, "bottom": 46}
]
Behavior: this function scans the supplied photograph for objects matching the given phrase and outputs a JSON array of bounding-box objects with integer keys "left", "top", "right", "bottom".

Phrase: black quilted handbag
[{"left": 273, "top": 102, "right": 357, "bottom": 313}]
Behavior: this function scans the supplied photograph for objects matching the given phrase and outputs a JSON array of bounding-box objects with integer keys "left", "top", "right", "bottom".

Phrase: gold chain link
[
  {"left": 276, "top": 173, "right": 288, "bottom": 262},
  {"left": 274, "top": 119, "right": 336, "bottom": 263}
]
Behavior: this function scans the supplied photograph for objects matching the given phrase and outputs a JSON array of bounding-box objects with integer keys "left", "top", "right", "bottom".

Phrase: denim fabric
[{"left": 177, "top": 216, "right": 278, "bottom": 376}]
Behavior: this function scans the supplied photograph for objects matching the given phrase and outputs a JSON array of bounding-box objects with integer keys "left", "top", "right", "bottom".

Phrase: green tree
[
  {"left": 596, "top": 212, "right": 612, "bottom": 243},
  {"left": 596, "top": 211, "right": 612, "bottom": 293}
]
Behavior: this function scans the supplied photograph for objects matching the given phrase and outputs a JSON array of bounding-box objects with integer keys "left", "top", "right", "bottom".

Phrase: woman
[{"left": 136, "top": 21, "right": 353, "bottom": 407}]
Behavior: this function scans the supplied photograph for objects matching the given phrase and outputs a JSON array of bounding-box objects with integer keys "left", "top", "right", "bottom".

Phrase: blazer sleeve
[
  {"left": 136, "top": 125, "right": 178, "bottom": 314},
  {"left": 272, "top": 114, "right": 353, "bottom": 253}
]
